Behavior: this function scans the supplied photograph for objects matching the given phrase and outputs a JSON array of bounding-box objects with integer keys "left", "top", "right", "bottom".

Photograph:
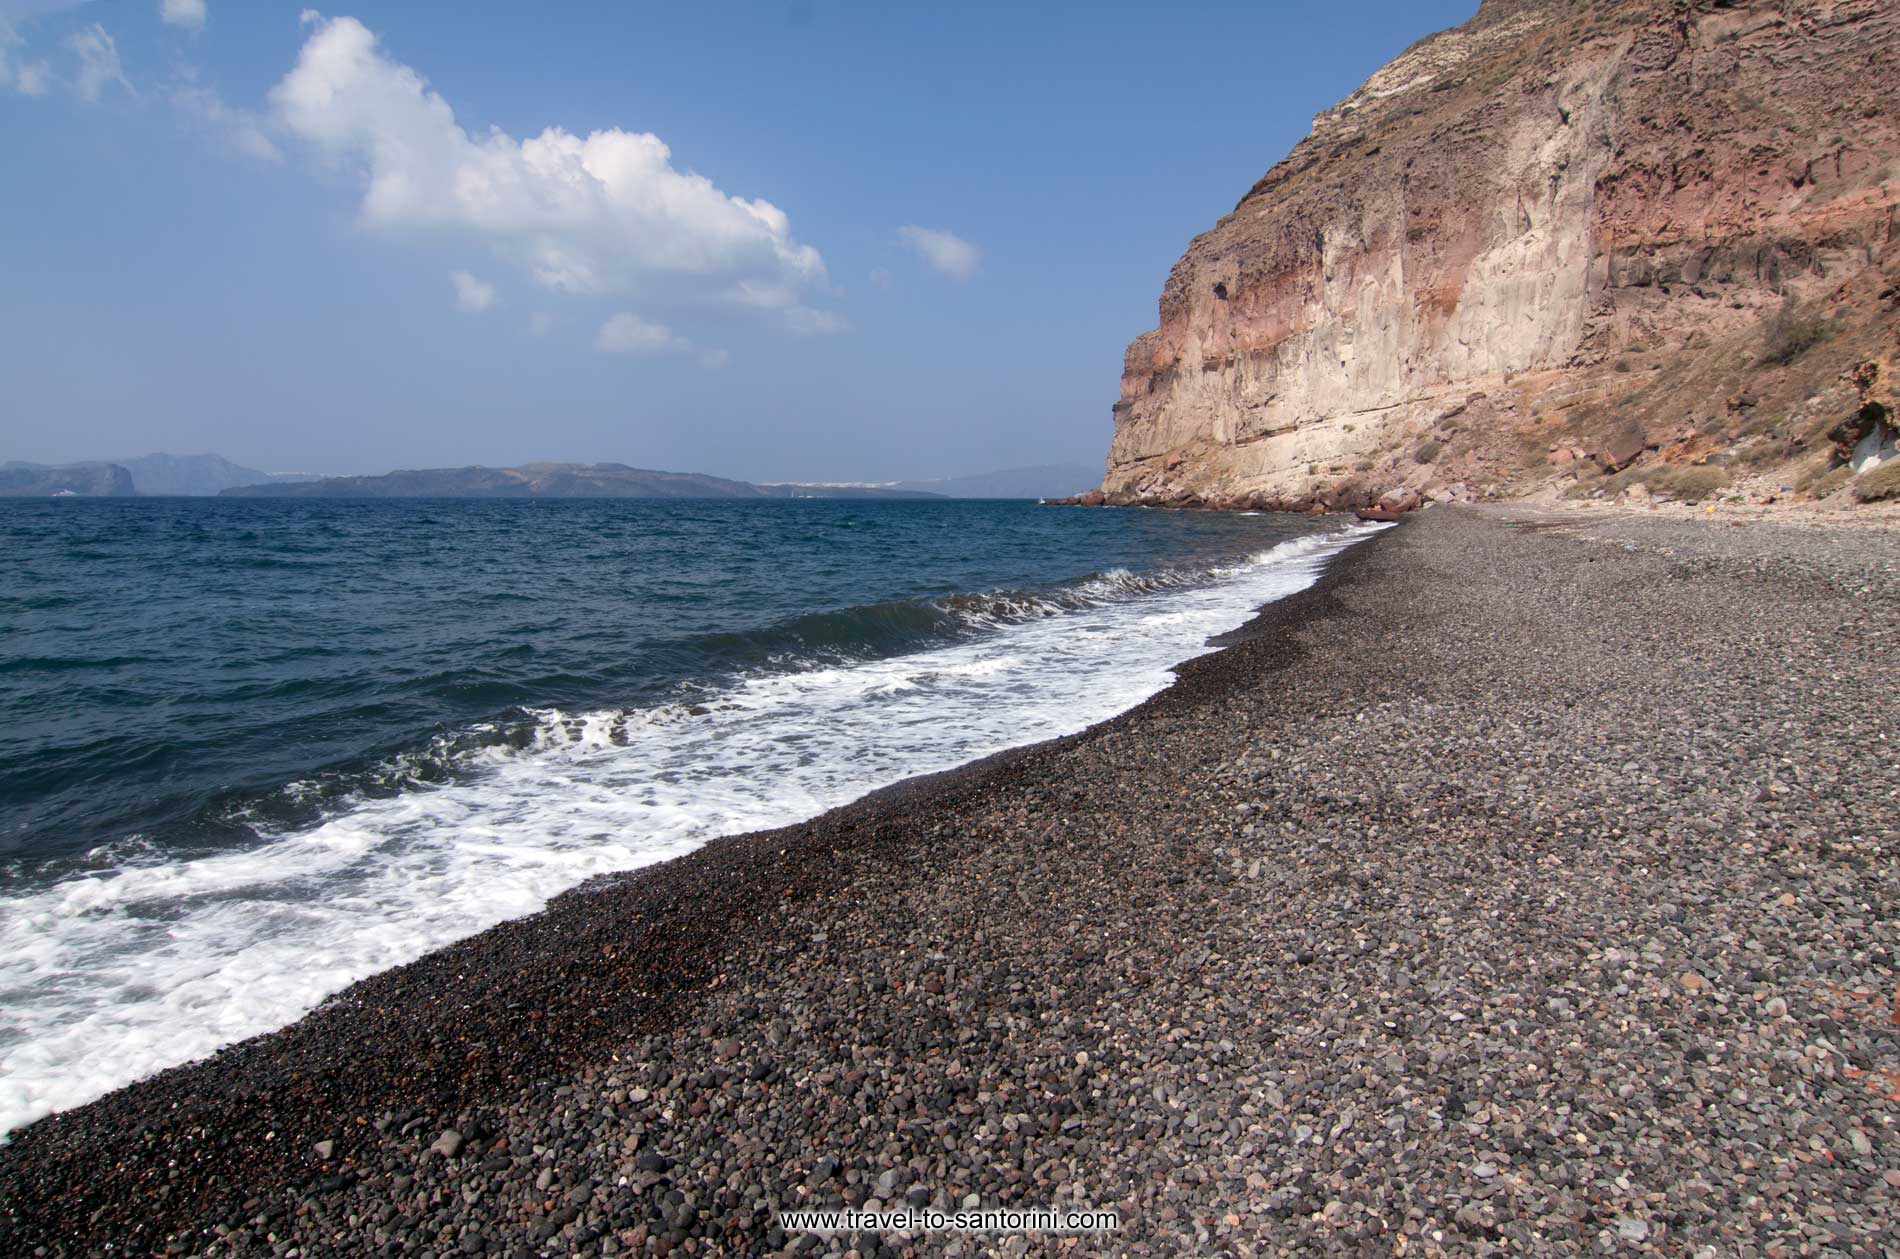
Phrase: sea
[{"left": 0, "top": 496, "right": 1378, "bottom": 1135}]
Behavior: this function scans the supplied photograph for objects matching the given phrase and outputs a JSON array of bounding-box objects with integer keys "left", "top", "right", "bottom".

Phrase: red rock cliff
[{"left": 1099, "top": 0, "right": 1900, "bottom": 510}]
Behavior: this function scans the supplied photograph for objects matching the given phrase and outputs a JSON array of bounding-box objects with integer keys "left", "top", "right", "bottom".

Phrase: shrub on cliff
[
  {"left": 1413, "top": 439, "right": 1441, "bottom": 464},
  {"left": 1649, "top": 466, "right": 1731, "bottom": 503},
  {"left": 1758, "top": 298, "right": 1831, "bottom": 366},
  {"left": 1794, "top": 455, "right": 1852, "bottom": 499},
  {"left": 1852, "top": 459, "right": 1900, "bottom": 503}
]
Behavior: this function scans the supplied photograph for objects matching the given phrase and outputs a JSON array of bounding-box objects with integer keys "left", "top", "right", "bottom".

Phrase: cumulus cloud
[
  {"left": 67, "top": 23, "right": 127, "bottom": 102},
  {"left": 897, "top": 225, "right": 981, "bottom": 282},
  {"left": 271, "top": 15, "right": 831, "bottom": 329},
  {"left": 160, "top": 0, "right": 207, "bottom": 31},
  {"left": 451, "top": 269, "right": 497, "bottom": 312},
  {"left": 595, "top": 312, "right": 687, "bottom": 355}
]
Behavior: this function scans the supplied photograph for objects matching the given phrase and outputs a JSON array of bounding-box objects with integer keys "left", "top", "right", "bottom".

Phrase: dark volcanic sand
[{"left": 3, "top": 507, "right": 1897, "bottom": 1258}]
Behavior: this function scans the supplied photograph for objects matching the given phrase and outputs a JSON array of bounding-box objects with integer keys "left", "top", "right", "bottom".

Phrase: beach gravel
[{"left": 2, "top": 506, "right": 1896, "bottom": 1257}]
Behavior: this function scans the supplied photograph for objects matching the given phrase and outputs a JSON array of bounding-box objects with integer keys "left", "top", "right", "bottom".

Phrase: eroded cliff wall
[{"left": 1098, "top": 0, "right": 1900, "bottom": 510}]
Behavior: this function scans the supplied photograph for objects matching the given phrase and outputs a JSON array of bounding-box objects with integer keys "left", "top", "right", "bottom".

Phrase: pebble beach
[{"left": 4, "top": 505, "right": 1897, "bottom": 1257}]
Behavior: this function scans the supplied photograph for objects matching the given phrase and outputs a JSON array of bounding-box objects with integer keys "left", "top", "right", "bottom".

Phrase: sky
[{"left": 0, "top": 0, "right": 1475, "bottom": 482}]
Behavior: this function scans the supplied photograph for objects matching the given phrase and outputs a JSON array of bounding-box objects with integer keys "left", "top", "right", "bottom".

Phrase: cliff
[{"left": 1094, "top": 0, "right": 1900, "bottom": 511}]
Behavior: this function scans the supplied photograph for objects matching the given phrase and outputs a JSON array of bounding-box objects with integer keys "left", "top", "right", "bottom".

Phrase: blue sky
[{"left": 0, "top": 0, "right": 1474, "bottom": 481}]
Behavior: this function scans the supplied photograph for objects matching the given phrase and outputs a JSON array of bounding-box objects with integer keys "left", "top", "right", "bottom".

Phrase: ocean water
[{"left": 0, "top": 497, "right": 1379, "bottom": 1135}]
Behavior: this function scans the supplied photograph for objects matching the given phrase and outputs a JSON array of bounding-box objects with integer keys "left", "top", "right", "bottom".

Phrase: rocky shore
[{"left": 4, "top": 507, "right": 1897, "bottom": 1257}]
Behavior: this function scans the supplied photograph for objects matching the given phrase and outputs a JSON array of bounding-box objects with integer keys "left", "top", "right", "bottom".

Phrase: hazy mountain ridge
[
  {"left": 763, "top": 465, "right": 1101, "bottom": 499},
  {"left": 115, "top": 454, "right": 319, "bottom": 496},
  {"left": 220, "top": 462, "right": 947, "bottom": 499},
  {"left": 891, "top": 464, "right": 1100, "bottom": 499},
  {"left": 4, "top": 454, "right": 316, "bottom": 497},
  {"left": 0, "top": 462, "right": 136, "bottom": 498},
  {"left": 221, "top": 463, "right": 771, "bottom": 499},
  {"left": 3, "top": 454, "right": 1087, "bottom": 501}
]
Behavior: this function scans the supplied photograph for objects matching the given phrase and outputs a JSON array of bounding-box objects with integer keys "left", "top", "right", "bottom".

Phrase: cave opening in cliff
[{"left": 1830, "top": 401, "right": 1897, "bottom": 473}]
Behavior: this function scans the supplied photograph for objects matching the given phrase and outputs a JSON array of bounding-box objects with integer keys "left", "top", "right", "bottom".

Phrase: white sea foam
[{"left": 0, "top": 524, "right": 1384, "bottom": 1136}]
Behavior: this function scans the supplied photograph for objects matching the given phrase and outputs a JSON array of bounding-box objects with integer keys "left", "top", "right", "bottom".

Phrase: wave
[
  {"left": 675, "top": 562, "right": 1210, "bottom": 670},
  {"left": 0, "top": 523, "right": 1385, "bottom": 1136},
  {"left": 0, "top": 654, "right": 164, "bottom": 675},
  {"left": 126, "top": 544, "right": 1333, "bottom": 838}
]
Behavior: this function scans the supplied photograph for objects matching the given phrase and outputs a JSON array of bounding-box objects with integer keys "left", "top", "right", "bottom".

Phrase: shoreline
[
  {"left": 0, "top": 508, "right": 1367, "bottom": 1143},
  {"left": 1047, "top": 489, "right": 1900, "bottom": 532},
  {"left": 0, "top": 519, "right": 1390, "bottom": 1253},
  {"left": 5, "top": 507, "right": 1897, "bottom": 1256}
]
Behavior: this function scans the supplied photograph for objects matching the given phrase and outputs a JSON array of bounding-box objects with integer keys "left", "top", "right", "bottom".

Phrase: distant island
[
  {"left": 218, "top": 462, "right": 943, "bottom": 499},
  {"left": 0, "top": 462, "right": 136, "bottom": 497},
  {"left": 2, "top": 454, "right": 315, "bottom": 498},
  {"left": 810, "top": 463, "right": 1101, "bottom": 501},
  {"left": 3, "top": 454, "right": 1098, "bottom": 500},
  {"left": 115, "top": 453, "right": 320, "bottom": 496}
]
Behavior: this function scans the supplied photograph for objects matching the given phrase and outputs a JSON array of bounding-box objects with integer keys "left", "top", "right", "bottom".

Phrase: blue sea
[{"left": 0, "top": 496, "right": 1377, "bottom": 1133}]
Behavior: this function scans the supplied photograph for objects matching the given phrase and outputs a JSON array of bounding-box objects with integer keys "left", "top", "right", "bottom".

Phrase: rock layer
[{"left": 1098, "top": 0, "right": 1900, "bottom": 510}]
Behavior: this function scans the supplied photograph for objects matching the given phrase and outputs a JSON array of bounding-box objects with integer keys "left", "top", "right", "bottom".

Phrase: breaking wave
[{"left": 0, "top": 522, "right": 1384, "bottom": 1136}]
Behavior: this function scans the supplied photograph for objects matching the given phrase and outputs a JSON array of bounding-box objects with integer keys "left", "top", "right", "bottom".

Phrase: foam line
[{"left": 0, "top": 524, "right": 1384, "bottom": 1136}]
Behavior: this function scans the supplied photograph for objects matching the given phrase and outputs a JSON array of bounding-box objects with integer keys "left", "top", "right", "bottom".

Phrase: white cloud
[
  {"left": 526, "top": 311, "right": 553, "bottom": 336},
  {"left": 780, "top": 306, "right": 847, "bottom": 336},
  {"left": 13, "top": 60, "right": 51, "bottom": 94},
  {"left": 728, "top": 279, "right": 846, "bottom": 335},
  {"left": 67, "top": 23, "right": 127, "bottom": 102},
  {"left": 869, "top": 266, "right": 893, "bottom": 289},
  {"left": 173, "top": 84, "right": 279, "bottom": 161},
  {"left": 160, "top": 0, "right": 207, "bottom": 31},
  {"left": 595, "top": 312, "right": 687, "bottom": 355},
  {"left": 897, "top": 225, "right": 982, "bottom": 282},
  {"left": 451, "top": 269, "right": 497, "bottom": 312},
  {"left": 0, "top": 21, "right": 50, "bottom": 97},
  {"left": 270, "top": 16, "right": 831, "bottom": 328},
  {"left": 3, "top": 42, "right": 51, "bottom": 94}
]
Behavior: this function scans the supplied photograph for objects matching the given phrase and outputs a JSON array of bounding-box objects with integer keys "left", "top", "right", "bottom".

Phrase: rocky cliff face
[{"left": 1096, "top": 0, "right": 1900, "bottom": 511}]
